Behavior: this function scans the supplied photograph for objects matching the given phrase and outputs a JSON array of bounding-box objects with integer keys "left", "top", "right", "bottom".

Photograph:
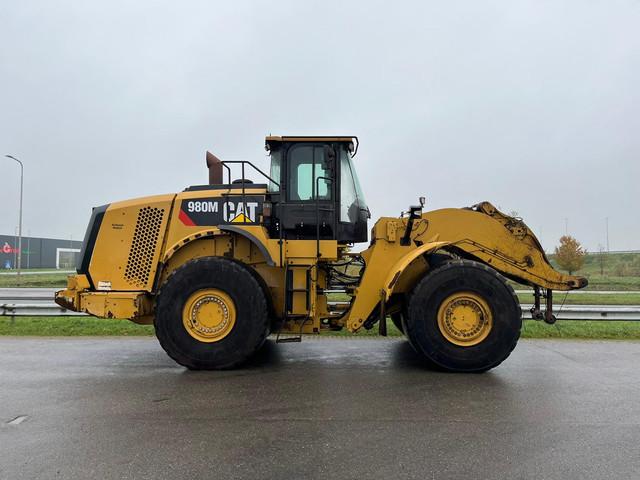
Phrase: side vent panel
[{"left": 125, "top": 207, "right": 165, "bottom": 288}]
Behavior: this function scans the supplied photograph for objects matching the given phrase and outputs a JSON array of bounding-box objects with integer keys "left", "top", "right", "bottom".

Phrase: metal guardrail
[
  {"left": 1, "top": 304, "right": 87, "bottom": 317},
  {"left": 2, "top": 297, "right": 640, "bottom": 321},
  {"left": 520, "top": 304, "right": 640, "bottom": 321},
  {"left": 325, "top": 301, "right": 640, "bottom": 322}
]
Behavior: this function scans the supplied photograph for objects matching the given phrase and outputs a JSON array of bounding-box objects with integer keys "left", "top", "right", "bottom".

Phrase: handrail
[
  {"left": 315, "top": 176, "right": 334, "bottom": 258},
  {"left": 219, "top": 160, "right": 279, "bottom": 224},
  {"left": 220, "top": 160, "right": 280, "bottom": 187}
]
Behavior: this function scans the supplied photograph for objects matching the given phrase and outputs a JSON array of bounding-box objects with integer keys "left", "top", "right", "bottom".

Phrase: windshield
[{"left": 339, "top": 147, "right": 367, "bottom": 222}]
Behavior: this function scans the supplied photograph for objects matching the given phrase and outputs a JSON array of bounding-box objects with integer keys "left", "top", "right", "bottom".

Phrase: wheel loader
[{"left": 56, "top": 136, "right": 587, "bottom": 372}]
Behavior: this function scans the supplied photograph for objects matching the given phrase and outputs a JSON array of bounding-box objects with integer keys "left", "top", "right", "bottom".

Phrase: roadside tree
[{"left": 555, "top": 235, "right": 586, "bottom": 275}]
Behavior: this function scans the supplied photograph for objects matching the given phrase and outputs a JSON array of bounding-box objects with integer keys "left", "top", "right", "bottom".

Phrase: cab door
[{"left": 279, "top": 143, "right": 336, "bottom": 239}]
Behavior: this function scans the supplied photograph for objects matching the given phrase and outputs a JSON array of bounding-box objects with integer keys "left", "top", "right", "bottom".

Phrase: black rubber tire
[
  {"left": 426, "top": 252, "right": 453, "bottom": 269},
  {"left": 405, "top": 259, "right": 521, "bottom": 373},
  {"left": 390, "top": 312, "right": 405, "bottom": 334},
  {"left": 154, "top": 257, "right": 269, "bottom": 370},
  {"left": 389, "top": 253, "right": 453, "bottom": 337}
]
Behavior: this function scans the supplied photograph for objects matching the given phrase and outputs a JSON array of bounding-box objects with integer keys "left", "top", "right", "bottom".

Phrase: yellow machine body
[
  {"left": 56, "top": 193, "right": 584, "bottom": 334},
  {"left": 57, "top": 184, "right": 339, "bottom": 333}
]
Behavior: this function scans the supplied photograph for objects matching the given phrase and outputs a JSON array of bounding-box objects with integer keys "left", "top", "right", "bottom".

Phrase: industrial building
[{"left": 0, "top": 234, "right": 83, "bottom": 270}]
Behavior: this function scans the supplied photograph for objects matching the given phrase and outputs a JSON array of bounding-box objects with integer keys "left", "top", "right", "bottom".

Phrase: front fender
[
  {"left": 345, "top": 238, "right": 449, "bottom": 332},
  {"left": 382, "top": 241, "right": 449, "bottom": 299}
]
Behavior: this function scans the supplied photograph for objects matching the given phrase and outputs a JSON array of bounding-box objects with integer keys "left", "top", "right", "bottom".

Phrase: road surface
[{"left": 1, "top": 337, "right": 639, "bottom": 479}]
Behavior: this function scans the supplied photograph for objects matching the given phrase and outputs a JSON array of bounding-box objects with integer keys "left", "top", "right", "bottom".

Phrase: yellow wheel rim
[
  {"left": 437, "top": 292, "right": 492, "bottom": 347},
  {"left": 182, "top": 289, "right": 236, "bottom": 343}
]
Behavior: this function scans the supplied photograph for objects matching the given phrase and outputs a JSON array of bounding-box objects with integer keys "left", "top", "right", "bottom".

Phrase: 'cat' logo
[{"left": 179, "top": 197, "right": 263, "bottom": 226}]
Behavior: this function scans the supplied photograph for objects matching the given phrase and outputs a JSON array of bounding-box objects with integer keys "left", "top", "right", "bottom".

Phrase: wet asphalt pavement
[{"left": 1, "top": 337, "right": 639, "bottom": 479}]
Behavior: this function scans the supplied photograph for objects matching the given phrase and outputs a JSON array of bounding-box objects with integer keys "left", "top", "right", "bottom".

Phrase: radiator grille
[{"left": 124, "top": 207, "right": 164, "bottom": 288}]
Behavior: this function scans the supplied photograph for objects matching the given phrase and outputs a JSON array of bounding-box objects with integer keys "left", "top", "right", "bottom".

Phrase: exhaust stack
[{"left": 206, "top": 151, "right": 223, "bottom": 184}]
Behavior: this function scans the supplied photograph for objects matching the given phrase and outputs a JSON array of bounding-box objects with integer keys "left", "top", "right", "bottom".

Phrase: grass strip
[{"left": 0, "top": 273, "right": 69, "bottom": 288}]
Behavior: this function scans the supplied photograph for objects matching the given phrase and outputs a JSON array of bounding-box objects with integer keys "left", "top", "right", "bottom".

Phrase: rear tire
[
  {"left": 154, "top": 257, "right": 269, "bottom": 370},
  {"left": 405, "top": 260, "right": 521, "bottom": 372}
]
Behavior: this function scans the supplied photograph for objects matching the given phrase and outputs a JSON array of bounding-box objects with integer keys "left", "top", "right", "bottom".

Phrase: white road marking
[{"left": 7, "top": 415, "right": 29, "bottom": 425}]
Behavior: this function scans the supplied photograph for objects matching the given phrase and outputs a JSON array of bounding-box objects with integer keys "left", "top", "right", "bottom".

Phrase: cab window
[
  {"left": 340, "top": 148, "right": 367, "bottom": 222},
  {"left": 287, "top": 145, "right": 332, "bottom": 201}
]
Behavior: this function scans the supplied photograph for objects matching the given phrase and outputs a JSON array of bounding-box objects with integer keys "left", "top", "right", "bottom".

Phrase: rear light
[{"left": 262, "top": 201, "right": 272, "bottom": 218}]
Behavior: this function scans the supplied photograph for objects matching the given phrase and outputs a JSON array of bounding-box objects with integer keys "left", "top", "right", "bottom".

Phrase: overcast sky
[{"left": 1, "top": 0, "right": 638, "bottom": 252}]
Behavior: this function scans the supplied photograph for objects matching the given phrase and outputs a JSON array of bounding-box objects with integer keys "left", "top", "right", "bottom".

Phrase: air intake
[{"left": 124, "top": 207, "right": 165, "bottom": 288}]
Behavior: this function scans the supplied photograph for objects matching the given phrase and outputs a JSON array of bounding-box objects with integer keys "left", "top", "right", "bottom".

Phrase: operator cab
[{"left": 265, "top": 136, "right": 369, "bottom": 244}]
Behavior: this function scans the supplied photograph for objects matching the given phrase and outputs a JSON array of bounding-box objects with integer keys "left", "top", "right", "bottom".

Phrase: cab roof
[{"left": 265, "top": 135, "right": 356, "bottom": 144}]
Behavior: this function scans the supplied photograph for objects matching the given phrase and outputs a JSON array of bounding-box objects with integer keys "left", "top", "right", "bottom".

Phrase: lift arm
[{"left": 418, "top": 202, "right": 587, "bottom": 291}]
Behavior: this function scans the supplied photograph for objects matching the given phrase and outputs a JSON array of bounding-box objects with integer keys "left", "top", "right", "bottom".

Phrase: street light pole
[{"left": 5, "top": 155, "right": 23, "bottom": 279}]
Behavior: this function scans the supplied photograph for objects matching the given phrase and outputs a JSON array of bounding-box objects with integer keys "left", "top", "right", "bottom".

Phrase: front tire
[
  {"left": 405, "top": 260, "right": 521, "bottom": 372},
  {"left": 154, "top": 257, "right": 269, "bottom": 370}
]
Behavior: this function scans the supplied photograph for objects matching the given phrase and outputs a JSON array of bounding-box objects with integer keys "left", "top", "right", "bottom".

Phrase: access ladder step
[
  {"left": 285, "top": 264, "right": 312, "bottom": 314},
  {"left": 276, "top": 335, "right": 302, "bottom": 343}
]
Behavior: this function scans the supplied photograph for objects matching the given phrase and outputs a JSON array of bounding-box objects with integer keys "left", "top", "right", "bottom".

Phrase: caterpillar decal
[{"left": 178, "top": 196, "right": 263, "bottom": 226}]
